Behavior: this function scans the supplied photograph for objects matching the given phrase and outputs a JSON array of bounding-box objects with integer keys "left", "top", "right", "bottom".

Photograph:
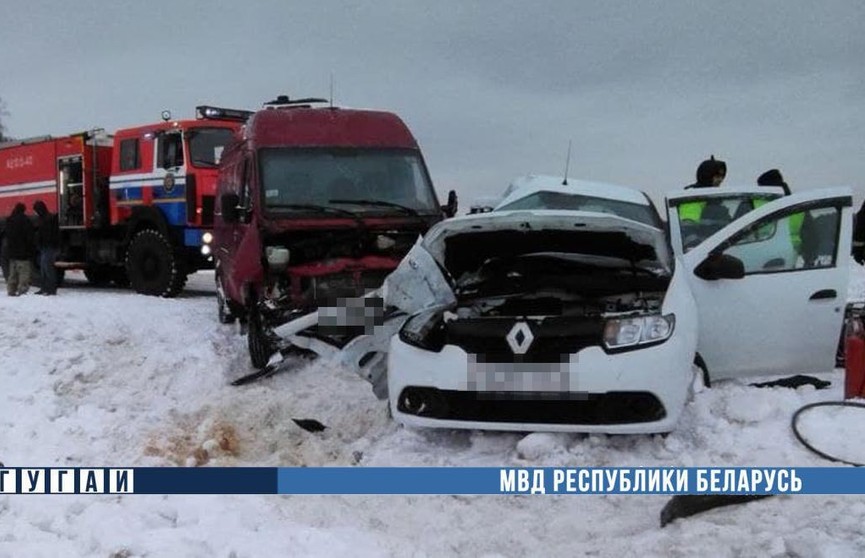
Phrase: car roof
[{"left": 497, "top": 174, "right": 651, "bottom": 209}]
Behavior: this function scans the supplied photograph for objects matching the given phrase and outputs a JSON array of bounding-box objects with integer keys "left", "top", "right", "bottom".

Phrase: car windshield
[
  {"left": 674, "top": 193, "right": 782, "bottom": 252},
  {"left": 259, "top": 148, "right": 440, "bottom": 214},
  {"left": 497, "top": 191, "right": 658, "bottom": 227},
  {"left": 186, "top": 127, "right": 235, "bottom": 168}
]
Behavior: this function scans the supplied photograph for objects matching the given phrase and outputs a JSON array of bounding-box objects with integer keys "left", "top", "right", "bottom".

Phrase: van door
[
  {"left": 671, "top": 188, "right": 852, "bottom": 380},
  {"left": 217, "top": 152, "right": 262, "bottom": 307}
]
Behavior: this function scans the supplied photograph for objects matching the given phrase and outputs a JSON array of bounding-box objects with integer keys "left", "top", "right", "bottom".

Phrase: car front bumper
[{"left": 387, "top": 332, "right": 693, "bottom": 434}]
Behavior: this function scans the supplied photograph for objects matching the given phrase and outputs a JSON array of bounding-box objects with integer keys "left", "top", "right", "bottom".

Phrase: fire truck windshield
[
  {"left": 259, "top": 148, "right": 440, "bottom": 215},
  {"left": 187, "top": 127, "right": 236, "bottom": 168}
]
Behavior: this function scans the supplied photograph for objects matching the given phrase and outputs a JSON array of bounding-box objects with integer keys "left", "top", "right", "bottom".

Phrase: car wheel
[{"left": 125, "top": 229, "right": 187, "bottom": 297}]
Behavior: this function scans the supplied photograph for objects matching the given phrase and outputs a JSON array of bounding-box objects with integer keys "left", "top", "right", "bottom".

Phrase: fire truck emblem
[{"left": 163, "top": 172, "right": 176, "bottom": 194}]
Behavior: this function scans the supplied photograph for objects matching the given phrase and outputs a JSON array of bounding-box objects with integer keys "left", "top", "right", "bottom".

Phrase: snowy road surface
[{"left": 1, "top": 268, "right": 865, "bottom": 557}]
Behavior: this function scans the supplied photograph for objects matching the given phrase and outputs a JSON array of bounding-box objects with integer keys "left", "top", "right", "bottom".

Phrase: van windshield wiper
[
  {"left": 328, "top": 199, "right": 422, "bottom": 218},
  {"left": 268, "top": 203, "right": 365, "bottom": 227}
]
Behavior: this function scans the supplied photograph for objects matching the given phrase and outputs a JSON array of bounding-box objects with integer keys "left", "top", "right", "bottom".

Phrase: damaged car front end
[{"left": 383, "top": 210, "right": 698, "bottom": 434}]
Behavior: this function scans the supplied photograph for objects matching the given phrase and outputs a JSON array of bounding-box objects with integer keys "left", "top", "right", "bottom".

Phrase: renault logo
[{"left": 506, "top": 322, "right": 534, "bottom": 354}]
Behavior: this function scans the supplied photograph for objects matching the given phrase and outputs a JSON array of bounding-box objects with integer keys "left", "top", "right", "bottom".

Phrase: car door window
[
  {"left": 675, "top": 194, "right": 780, "bottom": 253},
  {"left": 720, "top": 205, "right": 840, "bottom": 274}
]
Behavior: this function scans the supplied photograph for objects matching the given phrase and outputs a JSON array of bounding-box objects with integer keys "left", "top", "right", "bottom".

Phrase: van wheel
[
  {"left": 248, "top": 307, "right": 276, "bottom": 369},
  {"left": 125, "top": 229, "right": 186, "bottom": 297},
  {"left": 216, "top": 272, "right": 236, "bottom": 324}
]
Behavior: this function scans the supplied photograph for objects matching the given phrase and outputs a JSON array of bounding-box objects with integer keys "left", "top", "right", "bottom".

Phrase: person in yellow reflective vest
[
  {"left": 757, "top": 168, "right": 802, "bottom": 252},
  {"left": 680, "top": 156, "right": 727, "bottom": 222}
]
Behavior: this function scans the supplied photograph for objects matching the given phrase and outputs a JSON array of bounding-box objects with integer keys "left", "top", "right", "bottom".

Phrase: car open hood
[
  {"left": 381, "top": 209, "right": 670, "bottom": 316},
  {"left": 421, "top": 210, "right": 671, "bottom": 277}
]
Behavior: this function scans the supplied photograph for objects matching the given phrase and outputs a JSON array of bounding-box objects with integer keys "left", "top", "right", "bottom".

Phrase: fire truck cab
[{"left": 0, "top": 106, "right": 247, "bottom": 296}]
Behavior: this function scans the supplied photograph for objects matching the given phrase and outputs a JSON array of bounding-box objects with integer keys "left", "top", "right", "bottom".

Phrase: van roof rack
[{"left": 263, "top": 95, "right": 329, "bottom": 109}]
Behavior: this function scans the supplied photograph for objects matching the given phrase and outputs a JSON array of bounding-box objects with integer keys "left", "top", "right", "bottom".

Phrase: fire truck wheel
[
  {"left": 125, "top": 229, "right": 186, "bottom": 297},
  {"left": 84, "top": 265, "right": 113, "bottom": 286},
  {"left": 248, "top": 308, "right": 276, "bottom": 369}
]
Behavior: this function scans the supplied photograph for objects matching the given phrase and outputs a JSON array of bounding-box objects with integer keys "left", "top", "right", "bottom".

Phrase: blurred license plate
[{"left": 466, "top": 362, "right": 570, "bottom": 392}]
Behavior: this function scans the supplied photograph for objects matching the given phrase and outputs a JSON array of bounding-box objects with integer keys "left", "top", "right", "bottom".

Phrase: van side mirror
[
  {"left": 221, "top": 193, "right": 241, "bottom": 223},
  {"left": 694, "top": 252, "right": 745, "bottom": 281},
  {"left": 442, "top": 190, "right": 458, "bottom": 218}
]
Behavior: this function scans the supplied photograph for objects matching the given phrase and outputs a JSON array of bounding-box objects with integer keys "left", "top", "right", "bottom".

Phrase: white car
[{"left": 376, "top": 176, "right": 852, "bottom": 434}]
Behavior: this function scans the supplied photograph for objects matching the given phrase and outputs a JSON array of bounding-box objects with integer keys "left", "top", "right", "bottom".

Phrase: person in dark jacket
[
  {"left": 853, "top": 200, "right": 865, "bottom": 265},
  {"left": 757, "top": 168, "right": 791, "bottom": 196},
  {"left": 680, "top": 156, "right": 730, "bottom": 223},
  {"left": 684, "top": 156, "right": 727, "bottom": 189},
  {"left": 4, "top": 203, "right": 35, "bottom": 296},
  {"left": 33, "top": 200, "right": 60, "bottom": 295}
]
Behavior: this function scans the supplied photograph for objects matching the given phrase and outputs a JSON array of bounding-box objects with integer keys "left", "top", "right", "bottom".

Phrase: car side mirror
[
  {"left": 221, "top": 193, "right": 241, "bottom": 223},
  {"left": 694, "top": 253, "right": 745, "bottom": 281},
  {"left": 442, "top": 190, "right": 458, "bottom": 218}
]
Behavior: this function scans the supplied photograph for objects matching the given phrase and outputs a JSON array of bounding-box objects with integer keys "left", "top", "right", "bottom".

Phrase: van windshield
[{"left": 258, "top": 148, "right": 440, "bottom": 214}]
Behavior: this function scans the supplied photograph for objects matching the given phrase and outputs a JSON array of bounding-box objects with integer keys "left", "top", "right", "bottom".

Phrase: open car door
[{"left": 667, "top": 187, "right": 852, "bottom": 381}]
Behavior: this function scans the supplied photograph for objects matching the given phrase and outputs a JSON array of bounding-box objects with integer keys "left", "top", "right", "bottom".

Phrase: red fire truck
[{"left": 0, "top": 106, "right": 248, "bottom": 296}]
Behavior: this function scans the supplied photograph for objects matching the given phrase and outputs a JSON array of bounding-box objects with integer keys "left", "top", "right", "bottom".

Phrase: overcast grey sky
[{"left": 2, "top": 0, "right": 863, "bottom": 205}]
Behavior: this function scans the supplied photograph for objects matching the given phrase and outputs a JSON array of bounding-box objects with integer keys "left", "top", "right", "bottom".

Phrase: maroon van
[{"left": 213, "top": 97, "right": 455, "bottom": 368}]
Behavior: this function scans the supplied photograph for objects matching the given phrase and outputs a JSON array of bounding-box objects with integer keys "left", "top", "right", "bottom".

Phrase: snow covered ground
[{"left": 1, "top": 266, "right": 865, "bottom": 557}]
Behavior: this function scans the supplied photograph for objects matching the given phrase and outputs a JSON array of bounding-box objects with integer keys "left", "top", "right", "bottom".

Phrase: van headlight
[
  {"left": 265, "top": 246, "right": 290, "bottom": 269},
  {"left": 603, "top": 314, "right": 675, "bottom": 350}
]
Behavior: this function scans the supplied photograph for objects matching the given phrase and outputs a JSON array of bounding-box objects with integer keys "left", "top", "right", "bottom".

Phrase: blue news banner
[{"left": 0, "top": 467, "right": 863, "bottom": 495}]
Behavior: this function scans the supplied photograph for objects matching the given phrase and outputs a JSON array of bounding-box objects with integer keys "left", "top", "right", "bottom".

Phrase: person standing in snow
[
  {"left": 4, "top": 203, "right": 35, "bottom": 296},
  {"left": 32, "top": 200, "right": 60, "bottom": 295}
]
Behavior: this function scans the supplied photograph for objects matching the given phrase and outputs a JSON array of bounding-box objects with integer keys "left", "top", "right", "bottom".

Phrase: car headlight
[
  {"left": 202, "top": 232, "right": 213, "bottom": 244},
  {"left": 398, "top": 308, "right": 446, "bottom": 352},
  {"left": 603, "top": 314, "right": 675, "bottom": 351}
]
